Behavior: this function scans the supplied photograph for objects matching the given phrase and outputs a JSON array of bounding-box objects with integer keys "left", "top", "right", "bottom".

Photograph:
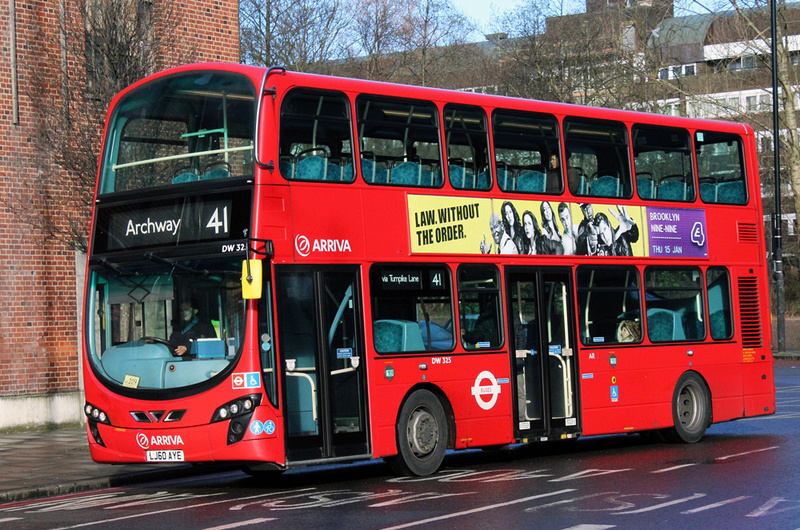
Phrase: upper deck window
[
  {"left": 356, "top": 96, "right": 443, "bottom": 187},
  {"left": 696, "top": 131, "right": 747, "bottom": 205},
  {"left": 564, "top": 117, "right": 631, "bottom": 198},
  {"left": 100, "top": 72, "right": 256, "bottom": 194},
  {"left": 633, "top": 125, "right": 695, "bottom": 202},
  {"left": 492, "top": 109, "right": 562, "bottom": 194},
  {"left": 279, "top": 89, "right": 354, "bottom": 182},
  {"left": 444, "top": 104, "right": 491, "bottom": 191}
]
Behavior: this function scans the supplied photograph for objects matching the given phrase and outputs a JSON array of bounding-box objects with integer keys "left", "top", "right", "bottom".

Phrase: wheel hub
[{"left": 408, "top": 408, "right": 438, "bottom": 456}]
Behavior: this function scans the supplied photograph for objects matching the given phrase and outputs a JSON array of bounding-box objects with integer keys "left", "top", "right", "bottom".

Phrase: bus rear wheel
[
  {"left": 664, "top": 372, "right": 711, "bottom": 443},
  {"left": 392, "top": 389, "right": 448, "bottom": 476}
]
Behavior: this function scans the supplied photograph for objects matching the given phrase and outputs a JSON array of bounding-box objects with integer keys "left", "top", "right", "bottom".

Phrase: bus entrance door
[
  {"left": 507, "top": 268, "right": 580, "bottom": 441},
  {"left": 276, "top": 267, "right": 370, "bottom": 464}
]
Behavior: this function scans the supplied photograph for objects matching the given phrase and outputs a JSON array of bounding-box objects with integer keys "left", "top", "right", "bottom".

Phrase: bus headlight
[
  {"left": 210, "top": 394, "right": 263, "bottom": 445},
  {"left": 84, "top": 402, "right": 111, "bottom": 447}
]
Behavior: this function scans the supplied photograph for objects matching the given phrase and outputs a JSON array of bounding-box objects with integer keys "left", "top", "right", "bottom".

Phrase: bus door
[
  {"left": 275, "top": 267, "right": 369, "bottom": 463},
  {"left": 506, "top": 268, "right": 580, "bottom": 440}
]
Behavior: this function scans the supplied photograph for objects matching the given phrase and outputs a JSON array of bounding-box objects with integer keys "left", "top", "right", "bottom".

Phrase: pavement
[{"left": 1, "top": 353, "right": 798, "bottom": 505}]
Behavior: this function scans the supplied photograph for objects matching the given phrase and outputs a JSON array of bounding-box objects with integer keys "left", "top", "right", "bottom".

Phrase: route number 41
[{"left": 207, "top": 206, "right": 229, "bottom": 234}]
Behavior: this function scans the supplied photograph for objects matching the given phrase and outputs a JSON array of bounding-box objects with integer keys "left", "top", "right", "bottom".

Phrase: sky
[{"left": 449, "top": 0, "right": 516, "bottom": 40}]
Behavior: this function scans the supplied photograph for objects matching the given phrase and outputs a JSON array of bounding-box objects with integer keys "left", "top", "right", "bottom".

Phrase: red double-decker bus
[{"left": 83, "top": 63, "right": 774, "bottom": 476}]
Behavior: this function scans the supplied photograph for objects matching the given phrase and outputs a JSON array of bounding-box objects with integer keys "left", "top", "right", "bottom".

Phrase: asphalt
[{"left": 2, "top": 352, "right": 798, "bottom": 504}]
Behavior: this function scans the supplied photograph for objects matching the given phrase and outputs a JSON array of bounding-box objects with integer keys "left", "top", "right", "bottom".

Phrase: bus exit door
[
  {"left": 275, "top": 267, "right": 369, "bottom": 463},
  {"left": 507, "top": 268, "right": 580, "bottom": 440}
]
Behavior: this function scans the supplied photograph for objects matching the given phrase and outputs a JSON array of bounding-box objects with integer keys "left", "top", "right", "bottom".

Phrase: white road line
[
  {"left": 50, "top": 489, "right": 316, "bottom": 530},
  {"left": 203, "top": 518, "right": 277, "bottom": 530},
  {"left": 612, "top": 493, "right": 706, "bottom": 515},
  {"left": 561, "top": 525, "right": 616, "bottom": 530},
  {"left": 381, "top": 489, "right": 577, "bottom": 530},
  {"left": 681, "top": 496, "right": 751, "bottom": 514},
  {"left": 715, "top": 446, "right": 779, "bottom": 461},
  {"left": 651, "top": 463, "right": 697, "bottom": 474},
  {"left": 0, "top": 517, "right": 22, "bottom": 523}
]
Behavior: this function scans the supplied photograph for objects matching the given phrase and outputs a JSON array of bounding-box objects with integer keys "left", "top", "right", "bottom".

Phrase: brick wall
[{"left": 0, "top": 1, "right": 239, "bottom": 405}]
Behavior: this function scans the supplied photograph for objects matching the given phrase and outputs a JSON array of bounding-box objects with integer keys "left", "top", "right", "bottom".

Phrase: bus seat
[
  {"left": 391, "top": 161, "right": 422, "bottom": 185},
  {"left": 449, "top": 164, "right": 465, "bottom": 187},
  {"left": 589, "top": 175, "right": 621, "bottom": 197},
  {"left": 295, "top": 155, "right": 328, "bottom": 180},
  {"left": 577, "top": 174, "right": 589, "bottom": 195},
  {"left": 517, "top": 170, "right": 546, "bottom": 192},
  {"left": 657, "top": 180, "right": 687, "bottom": 201},
  {"left": 699, "top": 181, "right": 717, "bottom": 202},
  {"left": 636, "top": 177, "right": 654, "bottom": 199},
  {"left": 477, "top": 169, "right": 491, "bottom": 189},
  {"left": 202, "top": 167, "right": 229, "bottom": 180},
  {"left": 717, "top": 181, "right": 746, "bottom": 204},
  {"left": 646, "top": 308, "right": 686, "bottom": 341},
  {"left": 360, "top": 158, "right": 388, "bottom": 183},
  {"left": 327, "top": 161, "right": 354, "bottom": 181},
  {"left": 709, "top": 310, "right": 732, "bottom": 339},
  {"left": 172, "top": 172, "right": 198, "bottom": 184},
  {"left": 373, "top": 319, "right": 425, "bottom": 352},
  {"left": 279, "top": 159, "right": 295, "bottom": 179}
]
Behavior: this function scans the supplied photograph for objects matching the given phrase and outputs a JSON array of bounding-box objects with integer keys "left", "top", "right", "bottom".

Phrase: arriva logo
[
  {"left": 295, "top": 234, "right": 352, "bottom": 257},
  {"left": 136, "top": 433, "right": 185, "bottom": 449}
]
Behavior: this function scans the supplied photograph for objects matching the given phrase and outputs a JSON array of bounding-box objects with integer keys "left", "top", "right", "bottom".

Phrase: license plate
[{"left": 146, "top": 450, "right": 184, "bottom": 462}]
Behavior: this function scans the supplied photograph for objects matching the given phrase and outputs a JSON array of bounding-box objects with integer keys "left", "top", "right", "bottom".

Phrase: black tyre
[
  {"left": 665, "top": 372, "right": 711, "bottom": 443},
  {"left": 392, "top": 389, "right": 448, "bottom": 476}
]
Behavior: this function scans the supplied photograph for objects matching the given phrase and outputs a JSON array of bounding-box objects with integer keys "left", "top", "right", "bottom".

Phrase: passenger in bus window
[
  {"left": 521, "top": 210, "right": 540, "bottom": 255},
  {"left": 169, "top": 300, "right": 217, "bottom": 356},
  {"left": 546, "top": 154, "right": 563, "bottom": 193},
  {"left": 558, "top": 202, "right": 578, "bottom": 255},
  {"left": 616, "top": 319, "right": 641, "bottom": 343},
  {"left": 502, "top": 201, "right": 525, "bottom": 254},
  {"left": 480, "top": 213, "right": 519, "bottom": 254}
]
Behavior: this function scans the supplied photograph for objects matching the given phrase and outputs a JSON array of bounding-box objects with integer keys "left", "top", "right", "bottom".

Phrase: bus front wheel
[
  {"left": 392, "top": 389, "right": 448, "bottom": 476},
  {"left": 665, "top": 372, "right": 711, "bottom": 443}
]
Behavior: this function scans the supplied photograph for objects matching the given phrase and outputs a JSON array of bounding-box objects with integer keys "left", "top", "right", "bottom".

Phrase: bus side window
[
  {"left": 632, "top": 124, "right": 695, "bottom": 202},
  {"left": 458, "top": 265, "right": 503, "bottom": 350},
  {"left": 564, "top": 117, "right": 632, "bottom": 199},
  {"left": 707, "top": 267, "right": 734, "bottom": 340},
  {"left": 644, "top": 267, "right": 706, "bottom": 342},
  {"left": 357, "top": 96, "right": 443, "bottom": 188},
  {"left": 696, "top": 131, "right": 747, "bottom": 205},
  {"left": 370, "top": 265, "right": 453, "bottom": 353},
  {"left": 492, "top": 109, "right": 562, "bottom": 194},
  {"left": 576, "top": 266, "right": 642, "bottom": 345},
  {"left": 444, "top": 104, "right": 492, "bottom": 191},
  {"left": 279, "top": 89, "right": 354, "bottom": 183}
]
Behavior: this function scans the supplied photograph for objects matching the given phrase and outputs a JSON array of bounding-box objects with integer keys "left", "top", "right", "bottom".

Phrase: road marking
[
  {"left": 681, "top": 496, "right": 751, "bottom": 514},
  {"left": 203, "top": 518, "right": 277, "bottom": 530},
  {"left": 651, "top": 463, "right": 697, "bottom": 474},
  {"left": 381, "top": 489, "right": 576, "bottom": 529},
  {"left": 612, "top": 493, "right": 706, "bottom": 515},
  {"left": 0, "top": 517, "right": 22, "bottom": 523},
  {"left": 715, "top": 446, "right": 779, "bottom": 461},
  {"left": 561, "top": 526, "right": 616, "bottom": 530}
]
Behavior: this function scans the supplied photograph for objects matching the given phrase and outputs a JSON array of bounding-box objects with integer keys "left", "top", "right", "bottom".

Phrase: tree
[
  {"left": 3, "top": 0, "right": 187, "bottom": 252},
  {"left": 240, "top": 0, "right": 350, "bottom": 72}
]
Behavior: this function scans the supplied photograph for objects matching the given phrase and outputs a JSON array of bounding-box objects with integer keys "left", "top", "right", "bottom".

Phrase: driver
[{"left": 169, "top": 300, "right": 217, "bottom": 356}]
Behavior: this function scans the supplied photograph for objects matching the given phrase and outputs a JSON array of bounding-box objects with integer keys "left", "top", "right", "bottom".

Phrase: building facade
[{"left": 0, "top": 0, "right": 240, "bottom": 428}]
